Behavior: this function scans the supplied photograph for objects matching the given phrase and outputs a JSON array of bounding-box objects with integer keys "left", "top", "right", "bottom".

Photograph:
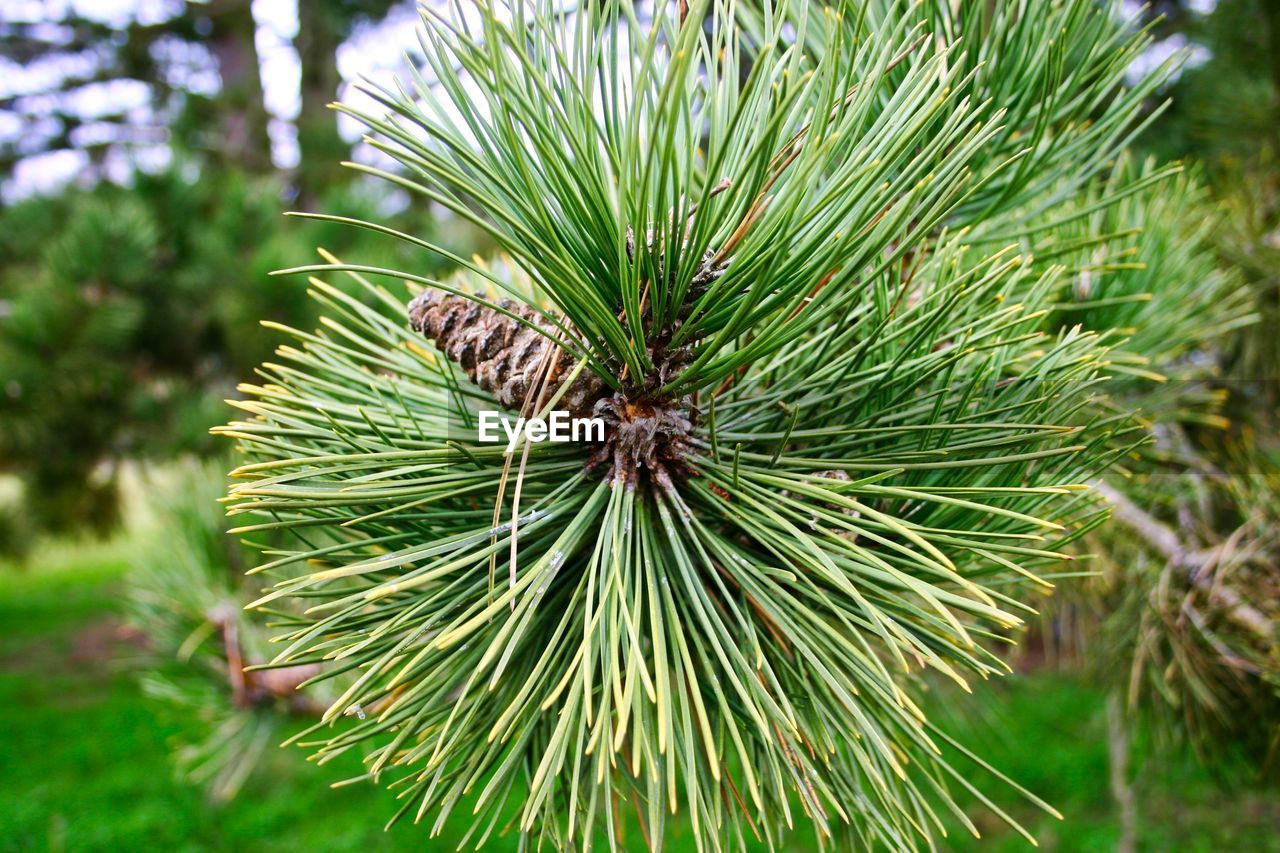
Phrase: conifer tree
[
  {"left": 1019, "top": 157, "right": 1276, "bottom": 846},
  {"left": 184, "top": 0, "right": 1262, "bottom": 848},
  {"left": 129, "top": 461, "right": 332, "bottom": 802}
]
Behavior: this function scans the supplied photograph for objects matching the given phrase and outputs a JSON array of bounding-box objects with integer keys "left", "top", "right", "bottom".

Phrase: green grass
[
  {"left": 931, "top": 677, "right": 1280, "bottom": 852},
  {"left": 2, "top": 541, "right": 1278, "bottom": 852},
  {"left": 0, "top": 541, "right": 435, "bottom": 852}
]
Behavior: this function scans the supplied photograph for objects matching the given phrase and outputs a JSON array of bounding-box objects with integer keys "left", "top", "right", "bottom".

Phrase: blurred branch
[
  {"left": 1107, "top": 690, "right": 1138, "bottom": 853},
  {"left": 208, "top": 603, "right": 323, "bottom": 713},
  {"left": 1093, "top": 480, "right": 1273, "bottom": 639}
]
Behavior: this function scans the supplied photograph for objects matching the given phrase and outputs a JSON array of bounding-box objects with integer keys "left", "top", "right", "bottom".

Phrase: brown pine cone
[{"left": 408, "top": 290, "right": 605, "bottom": 415}]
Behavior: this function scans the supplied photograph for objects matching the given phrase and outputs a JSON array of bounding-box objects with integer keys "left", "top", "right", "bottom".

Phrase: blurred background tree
[
  {"left": 1141, "top": 0, "right": 1279, "bottom": 164},
  {"left": 1008, "top": 2, "right": 1280, "bottom": 846},
  {"left": 0, "top": 0, "right": 483, "bottom": 538},
  {"left": 1, "top": 0, "right": 398, "bottom": 198},
  {"left": 1137, "top": 0, "right": 1280, "bottom": 399}
]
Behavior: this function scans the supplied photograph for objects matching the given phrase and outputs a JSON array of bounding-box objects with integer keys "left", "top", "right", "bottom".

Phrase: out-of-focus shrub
[{"left": 0, "top": 163, "right": 483, "bottom": 535}]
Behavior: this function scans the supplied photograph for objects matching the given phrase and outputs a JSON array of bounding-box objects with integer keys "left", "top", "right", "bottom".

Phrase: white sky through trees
[
  {"left": 1, "top": 0, "right": 423, "bottom": 200},
  {"left": 1, "top": 0, "right": 1217, "bottom": 202}
]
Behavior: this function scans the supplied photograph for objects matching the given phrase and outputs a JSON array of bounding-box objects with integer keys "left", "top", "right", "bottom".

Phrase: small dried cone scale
[{"left": 408, "top": 290, "right": 605, "bottom": 415}]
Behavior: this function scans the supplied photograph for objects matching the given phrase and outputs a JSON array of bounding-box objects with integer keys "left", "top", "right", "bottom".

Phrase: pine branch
[
  {"left": 205, "top": 1, "right": 1200, "bottom": 846},
  {"left": 1092, "top": 480, "right": 1273, "bottom": 639}
]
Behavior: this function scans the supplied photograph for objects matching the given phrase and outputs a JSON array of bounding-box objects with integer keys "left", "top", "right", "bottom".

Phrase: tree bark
[
  {"left": 294, "top": 2, "right": 347, "bottom": 208},
  {"left": 204, "top": 0, "right": 271, "bottom": 172}
]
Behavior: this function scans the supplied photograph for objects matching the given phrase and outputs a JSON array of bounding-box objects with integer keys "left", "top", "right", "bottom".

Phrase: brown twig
[
  {"left": 210, "top": 604, "right": 323, "bottom": 713},
  {"left": 213, "top": 604, "right": 249, "bottom": 709}
]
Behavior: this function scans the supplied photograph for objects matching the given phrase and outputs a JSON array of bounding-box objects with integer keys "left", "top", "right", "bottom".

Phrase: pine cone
[{"left": 408, "top": 290, "right": 605, "bottom": 415}]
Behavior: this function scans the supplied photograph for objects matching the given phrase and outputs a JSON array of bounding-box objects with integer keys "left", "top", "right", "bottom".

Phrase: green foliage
[
  {"left": 1008, "top": 155, "right": 1254, "bottom": 436},
  {"left": 1141, "top": 0, "right": 1280, "bottom": 165},
  {"left": 1214, "top": 155, "right": 1280, "bottom": 401},
  {"left": 1038, "top": 159, "right": 1251, "bottom": 374},
  {"left": 210, "top": 1, "right": 1200, "bottom": 848},
  {"left": 1135, "top": 0, "right": 1280, "bottom": 407},
  {"left": 1011, "top": 155, "right": 1279, "bottom": 778},
  {"left": 768, "top": 0, "right": 1177, "bottom": 225},
  {"left": 128, "top": 460, "right": 333, "bottom": 802},
  {"left": 0, "top": 163, "right": 475, "bottom": 534},
  {"left": 0, "top": 192, "right": 163, "bottom": 531}
]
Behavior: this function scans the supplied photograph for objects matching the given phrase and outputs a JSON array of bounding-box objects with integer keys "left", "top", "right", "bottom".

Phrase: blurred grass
[
  {"left": 2, "top": 541, "right": 1278, "bottom": 852},
  {"left": 0, "top": 539, "right": 451, "bottom": 852}
]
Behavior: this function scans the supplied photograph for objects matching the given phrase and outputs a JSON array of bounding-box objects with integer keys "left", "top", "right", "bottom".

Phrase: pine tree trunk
[
  {"left": 294, "top": 3, "right": 347, "bottom": 208},
  {"left": 205, "top": 0, "right": 271, "bottom": 172}
]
